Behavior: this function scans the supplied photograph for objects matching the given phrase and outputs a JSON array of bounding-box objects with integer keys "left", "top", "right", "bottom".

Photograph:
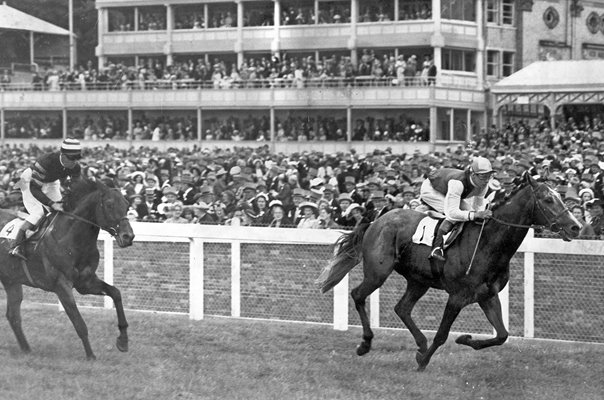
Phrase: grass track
[{"left": 0, "top": 303, "right": 602, "bottom": 400}]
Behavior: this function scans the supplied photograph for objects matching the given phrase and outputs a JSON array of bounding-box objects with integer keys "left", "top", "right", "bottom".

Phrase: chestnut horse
[
  {"left": 317, "top": 173, "right": 581, "bottom": 370},
  {"left": 0, "top": 178, "right": 135, "bottom": 359}
]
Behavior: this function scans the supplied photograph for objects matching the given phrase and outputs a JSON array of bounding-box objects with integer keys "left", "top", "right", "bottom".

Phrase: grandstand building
[{"left": 2, "top": 0, "right": 604, "bottom": 151}]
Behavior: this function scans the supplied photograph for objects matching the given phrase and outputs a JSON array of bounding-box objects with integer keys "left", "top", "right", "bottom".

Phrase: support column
[
  {"left": 127, "top": 108, "right": 133, "bottom": 141},
  {"left": 271, "top": 0, "right": 281, "bottom": 56},
  {"left": 431, "top": 0, "right": 443, "bottom": 80},
  {"left": 466, "top": 108, "right": 472, "bottom": 141},
  {"left": 475, "top": 0, "right": 484, "bottom": 89},
  {"left": 349, "top": 0, "right": 358, "bottom": 67},
  {"left": 314, "top": 0, "right": 319, "bottom": 24},
  {"left": 165, "top": 4, "right": 173, "bottom": 66},
  {"left": 204, "top": 4, "right": 209, "bottom": 29},
  {"left": 346, "top": 107, "right": 352, "bottom": 142},
  {"left": 197, "top": 107, "right": 202, "bottom": 142},
  {"left": 96, "top": 8, "right": 107, "bottom": 70},
  {"left": 449, "top": 108, "right": 454, "bottom": 142},
  {"left": 430, "top": 106, "right": 437, "bottom": 142},
  {"left": 29, "top": 31, "right": 34, "bottom": 65},
  {"left": 269, "top": 108, "right": 275, "bottom": 142},
  {"left": 236, "top": 1, "right": 244, "bottom": 66},
  {"left": 62, "top": 108, "right": 68, "bottom": 139},
  {"left": 1, "top": 107, "right": 5, "bottom": 144},
  {"left": 69, "top": 0, "right": 75, "bottom": 71},
  {"left": 134, "top": 7, "right": 139, "bottom": 31}
]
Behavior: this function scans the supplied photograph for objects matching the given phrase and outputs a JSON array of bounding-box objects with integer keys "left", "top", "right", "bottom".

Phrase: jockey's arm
[
  {"left": 443, "top": 180, "right": 473, "bottom": 222},
  {"left": 29, "top": 179, "right": 55, "bottom": 207}
]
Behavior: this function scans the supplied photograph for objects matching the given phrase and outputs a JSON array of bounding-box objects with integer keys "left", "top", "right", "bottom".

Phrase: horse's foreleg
[
  {"left": 4, "top": 283, "right": 31, "bottom": 353},
  {"left": 456, "top": 294, "right": 509, "bottom": 350},
  {"left": 76, "top": 276, "right": 129, "bottom": 352},
  {"left": 394, "top": 281, "right": 429, "bottom": 354},
  {"left": 416, "top": 295, "right": 464, "bottom": 371},
  {"left": 54, "top": 277, "right": 96, "bottom": 360}
]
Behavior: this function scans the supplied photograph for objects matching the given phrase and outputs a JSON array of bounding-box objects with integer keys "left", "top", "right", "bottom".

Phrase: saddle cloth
[
  {"left": 0, "top": 213, "right": 46, "bottom": 242},
  {"left": 411, "top": 216, "right": 462, "bottom": 248}
]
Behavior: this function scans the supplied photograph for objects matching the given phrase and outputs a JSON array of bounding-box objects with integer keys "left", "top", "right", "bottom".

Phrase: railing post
[
  {"left": 189, "top": 237, "right": 204, "bottom": 320},
  {"left": 499, "top": 282, "right": 509, "bottom": 332},
  {"left": 231, "top": 241, "right": 241, "bottom": 318},
  {"left": 103, "top": 236, "right": 114, "bottom": 309},
  {"left": 524, "top": 229, "right": 535, "bottom": 338},
  {"left": 370, "top": 288, "right": 379, "bottom": 328},
  {"left": 333, "top": 273, "right": 349, "bottom": 331}
]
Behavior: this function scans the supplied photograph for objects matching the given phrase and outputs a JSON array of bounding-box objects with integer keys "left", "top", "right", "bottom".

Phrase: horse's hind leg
[
  {"left": 456, "top": 294, "right": 508, "bottom": 350},
  {"left": 351, "top": 258, "right": 393, "bottom": 356},
  {"left": 394, "top": 280, "right": 429, "bottom": 354},
  {"left": 76, "top": 275, "right": 129, "bottom": 352},
  {"left": 54, "top": 276, "right": 96, "bottom": 360},
  {"left": 4, "top": 283, "right": 31, "bottom": 353}
]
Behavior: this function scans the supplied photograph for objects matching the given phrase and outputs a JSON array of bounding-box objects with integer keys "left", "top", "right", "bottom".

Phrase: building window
[
  {"left": 441, "top": 0, "right": 475, "bottom": 22},
  {"left": 502, "top": 0, "right": 514, "bottom": 25},
  {"left": 487, "top": 50, "right": 499, "bottom": 76},
  {"left": 543, "top": 7, "right": 560, "bottom": 30},
  {"left": 442, "top": 49, "right": 476, "bottom": 72},
  {"left": 486, "top": 0, "right": 499, "bottom": 24},
  {"left": 586, "top": 12, "right": 600, "bottom": 34},
  {"left": 502, "top": 52, "right": 514, "bottom": 76}
]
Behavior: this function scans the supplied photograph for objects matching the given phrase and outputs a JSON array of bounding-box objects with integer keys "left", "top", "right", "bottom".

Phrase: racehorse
[
  {"left": 0, "top": 178, "right": 135, "bottom": 360},
  {"left": 317, "top": 173, "right": 581, "bottom": 370}
]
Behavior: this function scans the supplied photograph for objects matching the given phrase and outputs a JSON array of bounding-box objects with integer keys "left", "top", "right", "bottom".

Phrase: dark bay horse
[
  {"left": 317, "top": 173, "right": 581, "bottom": 370},
  {"left": 0, "top": 178, "right": 135, "bottom": 359}
]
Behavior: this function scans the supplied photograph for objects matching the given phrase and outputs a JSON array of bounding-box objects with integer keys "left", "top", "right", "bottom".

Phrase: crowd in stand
[
  {"left": 7, "top": 50, "right": 435, "bottom": 92},
  {"left": 1, "top": 116, "right": 604, "bottom": 238},
  {"left": 5, "top": 112, "right": 428, "bottom": 142}
]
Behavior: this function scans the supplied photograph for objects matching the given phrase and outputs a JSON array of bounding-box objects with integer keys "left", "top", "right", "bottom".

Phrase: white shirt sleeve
[{"left": 444, "top": 180, "right": 472, "bottom": 222}]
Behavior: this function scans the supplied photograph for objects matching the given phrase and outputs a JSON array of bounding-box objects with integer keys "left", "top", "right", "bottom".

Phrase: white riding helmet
[{"left": 470, "top": 157, "right": 493, "bottom": 174}]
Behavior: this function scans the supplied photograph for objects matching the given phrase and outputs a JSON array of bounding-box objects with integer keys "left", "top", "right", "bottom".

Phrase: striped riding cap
[
  {"left": 60, "top": 138, "right": 82, "bottom": 158},
  {"left": 470, "top": 156, "right": 493, "bottom": 174}
]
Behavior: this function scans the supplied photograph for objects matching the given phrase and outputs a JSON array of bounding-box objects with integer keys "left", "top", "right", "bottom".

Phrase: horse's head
[
  {"left": 66, "top": 179, "right": 135, "bottom": 247},
  {"left": 525, "top": 173, "right": 582, "bottom": 241}
]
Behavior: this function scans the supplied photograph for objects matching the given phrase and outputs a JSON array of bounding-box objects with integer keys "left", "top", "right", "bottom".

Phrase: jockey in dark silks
[
  {"left": 9, "top": 138, "right": 83, "bottom": 260},
  {"left": 419, "top": 156, "right": 494, "bottom": 262}
]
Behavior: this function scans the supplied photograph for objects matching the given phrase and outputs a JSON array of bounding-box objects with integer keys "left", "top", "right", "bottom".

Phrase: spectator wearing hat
[
  {"left": 194, "top": 202, "right": 216, "bottom": 225},
  {"left": 288, "top": 187, "right": 307, "bottom": 225},
  {"left": 321, "top": 184, "right": 340, "bottom": 214},
  {"left": 144, "top": 187, "right": 160, "bottom": 213},
  {"left": 212, "top": 168, "right": 228, "bottom": 197},
  {"left": 570, "top": 204, "right": 595, "bottom": 239},
  {"left": 585, "top": 198, "right": 604, "bottom": 237},
  {"left": 334, "top": 193, "right": 355, "bottom": 228},
  {"left": 195, "top": 185, "right": 215, "bottom": 206},
  {"left": 179, "top": 173, "right": 198, "bottom": 205},
  {"left": 267, "top": 199, "right": 292, "bottom": 228},
  {"left": 399, "top": 184, "right": 416, "bottom": 208},
  {"left": 220, "top": 189, "right": 238, "bottom": 218},
  {"left": 211, "top": 202, "right": 228, "bottom": 225},
  {"left": 366, "top": 191, "right": 390, "bottom": 221},
  {"left": 239, "top": 182, "right": 257, "bottom": 206},
  {"left": 157, "top": 186, "right": 183, "bottom": 217},
  {"left": 130, "top": 193, "right": 149, "bottom": 221},
  {"left": 579, "top": 188, "right": 594, "bottom": 204},
  {"left": 297, "top": 201, "right": 320, "bottom": 229},
  {"left": 345, "top": 203, "right": 370, "bottom": 227},
  {"left": 128, "top": 171, "right": 146, "bottom": 196}
]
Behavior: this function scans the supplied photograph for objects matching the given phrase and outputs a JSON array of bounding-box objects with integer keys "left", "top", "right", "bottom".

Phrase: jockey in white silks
[
  {"left": 9, "top": 138, "right": 83, "bottom": 260},
  {"left": 419, "top": 156, "right": 494, "bottom": 262}
]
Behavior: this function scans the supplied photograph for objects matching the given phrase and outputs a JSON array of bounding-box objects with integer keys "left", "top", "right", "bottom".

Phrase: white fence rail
[{"left": 85, "top": 223, "right": 603, "bottom": 343}]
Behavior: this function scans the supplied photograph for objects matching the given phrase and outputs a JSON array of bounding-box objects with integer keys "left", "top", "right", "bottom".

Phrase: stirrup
[
  {"left": 429, "top": 247, "right": 445, "bottom": 261},
  {"left": 9, "top": 246, "right": 27, "bottom": 261}
]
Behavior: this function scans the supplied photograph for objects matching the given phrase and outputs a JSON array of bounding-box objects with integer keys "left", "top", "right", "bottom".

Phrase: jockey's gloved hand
[
  {"left": 50, "top": 202, "right": 64, "bottom": 212},
  {"left": 475, "top": 209, "right": 492, "bottom": 220}
]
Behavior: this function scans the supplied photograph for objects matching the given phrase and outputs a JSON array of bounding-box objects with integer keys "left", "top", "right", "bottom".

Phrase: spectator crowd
[{"left": 1, "top": 114, "right": 604, "bottom": 239}]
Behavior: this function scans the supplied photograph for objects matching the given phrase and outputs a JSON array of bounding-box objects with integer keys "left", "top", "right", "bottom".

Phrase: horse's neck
[
  {"left": 487, "top": 190, "right": 534, "bottom": 254},
  {"left": 57, "top": 201, "right": 100, "bottom": 244}
]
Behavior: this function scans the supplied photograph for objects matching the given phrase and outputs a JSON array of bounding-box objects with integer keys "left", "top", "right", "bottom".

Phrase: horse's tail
[{"left": 316, "top": 222, "right": 371, "bottom": 293}]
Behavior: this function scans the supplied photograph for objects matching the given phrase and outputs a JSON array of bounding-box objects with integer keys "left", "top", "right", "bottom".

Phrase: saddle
[
  {"left": 0, "top": 214, "right": 52, "bottom": 255},
  {"left": 411, "top": 213, "right": 465, "bottom": 250}
]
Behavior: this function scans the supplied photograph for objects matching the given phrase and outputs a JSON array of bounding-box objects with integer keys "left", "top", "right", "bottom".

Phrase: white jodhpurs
[{"left": 19, "top": 168, "right": 62, "bottom": 225}]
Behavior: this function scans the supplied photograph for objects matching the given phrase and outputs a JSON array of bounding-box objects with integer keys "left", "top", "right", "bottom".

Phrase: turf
[{"left": 0, "top": 303, "right": 601, "bottom": 400}]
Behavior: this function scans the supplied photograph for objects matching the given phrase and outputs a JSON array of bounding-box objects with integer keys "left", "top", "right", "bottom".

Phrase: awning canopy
[
  {"left": 0, "top": 2, "right": 70, "bottom": 36},
  {"left": 491, "top": 60, "right": 604, "bottom": 93}
]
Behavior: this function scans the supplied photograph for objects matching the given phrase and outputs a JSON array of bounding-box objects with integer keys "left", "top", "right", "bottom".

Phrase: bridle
[
  {"left": 58, "top": 189, "right": 129, "bottom": 238},
  {"left": 490, "top": 182, "right": 570, "bottom": 233}
]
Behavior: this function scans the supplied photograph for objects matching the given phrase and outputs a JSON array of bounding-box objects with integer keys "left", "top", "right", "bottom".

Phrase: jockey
[
  {"left": 420, "top": 156, "right": 494, "bottom": 262},
  {"left": 9, "top": 138, "right": 83, "bottom": 260}
]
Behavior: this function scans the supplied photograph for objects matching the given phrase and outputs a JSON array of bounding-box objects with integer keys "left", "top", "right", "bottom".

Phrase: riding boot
[
  {"left": 429, "top": 220, "right": 455, "bottom": 262},
  {"left": 9, "top": 221, "right": 35, "bottom": 261}
]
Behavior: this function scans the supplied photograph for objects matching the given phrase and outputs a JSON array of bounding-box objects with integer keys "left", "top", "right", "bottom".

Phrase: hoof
[
  {"left": 455, "top": 334, "right": 472, "bottom": 345},
  {"left": 86, "top": 353, "right": 97, "bottom": 361},
  {"left": 116, "top": 337, "right": 129, "bottom": 352},
  {"left": 356, "top": 342, "right": 371, "bottom": 356},
  {"left": 415, "top": 351, "right": 427, "bottom": 372}
]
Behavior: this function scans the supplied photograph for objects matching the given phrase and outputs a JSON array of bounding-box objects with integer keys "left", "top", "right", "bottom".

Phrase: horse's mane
[
  {"left": 489, "top": 177, "right": 528, "bottom": 212},
  {"left": 63, "top": 178, "right": 107, "bottom": 212}
]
